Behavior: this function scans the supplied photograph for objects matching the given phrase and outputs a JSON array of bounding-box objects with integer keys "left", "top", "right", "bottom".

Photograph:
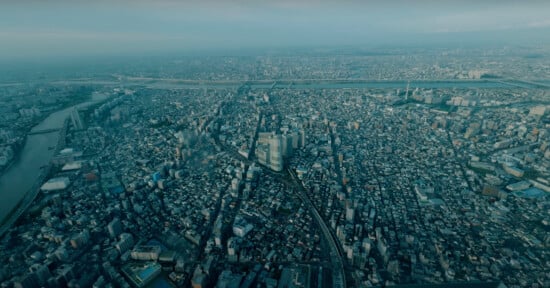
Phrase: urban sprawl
[{"left": 0, "top": 48, "right": 549, "bottom": 288}]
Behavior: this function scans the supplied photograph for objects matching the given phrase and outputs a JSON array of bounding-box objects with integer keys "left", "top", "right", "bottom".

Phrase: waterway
[
  {"left": 7, "top": 78, "right": 544, "bottom": 91},
  {"left": 0, "top": 94, "right": 108, "bottom": 223},
  {"left": 140, "top": 79, "right": 541, "bottom": 90},
  {"left": 281, "top": 80, "right": 515, "bottom": 89}
]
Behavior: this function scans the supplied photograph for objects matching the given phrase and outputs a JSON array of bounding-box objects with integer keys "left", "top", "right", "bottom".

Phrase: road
[{"left": 288, "top": 168, "right": 347, "bottom": 288}]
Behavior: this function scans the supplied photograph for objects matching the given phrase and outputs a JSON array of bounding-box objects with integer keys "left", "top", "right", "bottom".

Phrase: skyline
[
  {"left": 0, "top": 47, "right": 548, "bottom": 287},
  {"left": 1, "top": 1, "right": 550, "bottom": 61},
  {"left": 0, "top": 4, "right": 549, "bottom": 286}
]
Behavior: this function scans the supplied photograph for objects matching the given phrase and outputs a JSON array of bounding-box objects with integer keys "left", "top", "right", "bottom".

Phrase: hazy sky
[{"left": 1, "top": 0, "right": 550, "bottom": 60}]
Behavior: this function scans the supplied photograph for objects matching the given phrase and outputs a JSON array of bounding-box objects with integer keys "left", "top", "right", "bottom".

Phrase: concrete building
[
  {"left": 268, "top": 135, "right": 283, "bottom": 172},
  {"left": 115, "top": 233, "right": 134, "bottom": 254},
  {"left": 130, "top": 245, "right": 161, "bottom": 261},
  {"left": 107, "top": 218, "right": 123, "bottom": 239},
  {"left": 40, "top": 177, "right": 70, "bottom": 192},
  {"left": 256, "top": 133, "right": 284, "bottom": 172}
]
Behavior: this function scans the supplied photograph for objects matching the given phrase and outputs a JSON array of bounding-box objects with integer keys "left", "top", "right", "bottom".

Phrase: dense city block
[{"left": 0, "top": 47, "right": 549, "bottom": 287}]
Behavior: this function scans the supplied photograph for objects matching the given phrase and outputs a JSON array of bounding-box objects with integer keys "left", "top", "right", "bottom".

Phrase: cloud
[
  {"left": 0, "top": 0, "right": 549, "bottom": 60},
  {"left": 527, "top": 19, "right": 550, "bottom": 28},
  {"left": 0, "top": 29, "right": 186, "bottom": 42},
  {"left": 424, "top": 2, "right": 550, "bottom": 33}
]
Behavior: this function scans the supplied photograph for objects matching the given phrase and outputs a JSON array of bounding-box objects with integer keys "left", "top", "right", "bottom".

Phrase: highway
[{"left": 287, "top": 168, "right": 347, "bottom": 288}]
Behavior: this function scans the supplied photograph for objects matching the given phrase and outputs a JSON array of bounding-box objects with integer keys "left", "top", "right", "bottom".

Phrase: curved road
[{"left": 288, "top": 168, "right": 347, "bottom": 288}]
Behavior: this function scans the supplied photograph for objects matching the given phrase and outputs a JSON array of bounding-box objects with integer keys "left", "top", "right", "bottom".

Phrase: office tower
[
  {"left": 281, "top": 134, "right": 293, "bottom": 157},
  {"left": 268, "top": 135, "right": 283, "bottom": 172}
]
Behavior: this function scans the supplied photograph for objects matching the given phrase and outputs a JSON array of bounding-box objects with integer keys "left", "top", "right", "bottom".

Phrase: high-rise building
[
  {"left": 70, "top": 229, "right": 90, "bottom": 249},
  {"left": 256, "top": 133, "right": 284, "bottom": 172},
  {"left": 300, "top": 129, "right": 306, "bottom": 147},
  {"left": 227, "top": 237, "right": 239, "bottom": 262},
  {"left": 345, "top": 206, "right": 355, "bottom": 222},
  {"left": 268, "top": 135, "right": 283, "bottom": 172},
  {"left": 256, "top": 145, "right": 270, "bottom": 167},
  {"left": 345, "top": 198, "right": 356, "bottom": 223},
  {"left": 107, "top": 218, "right": 122, "bottom": 238},
  {"left": 281, "top": 134, "right": 293, "bottom": 157},
  {"left": 116, "top": 233, "right": 134, "bottom": 254}
]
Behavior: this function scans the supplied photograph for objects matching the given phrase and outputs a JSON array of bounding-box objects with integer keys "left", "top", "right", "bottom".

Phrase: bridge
[
  {"left": 494, "top": 78, "right": 550, "bottom": 89},
  {"left": 28, "top": 128, "right": 62, "bottom": 135}
]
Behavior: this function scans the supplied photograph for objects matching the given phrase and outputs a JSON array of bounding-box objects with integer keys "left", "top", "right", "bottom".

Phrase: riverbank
[
  {"left": 0, "top": 129, "right": 60, "bottom": 237},
  {"left": 0, "top": 94, "right": 109, "bottom": 237}
]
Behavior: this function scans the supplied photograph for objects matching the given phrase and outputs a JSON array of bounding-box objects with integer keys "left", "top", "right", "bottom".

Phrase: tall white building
[
  {"left": 256, "top": 133, "right": 284, "bottom": 172},
  {"left": 268, "top": 135, "right": 283, "bottom": 172}
]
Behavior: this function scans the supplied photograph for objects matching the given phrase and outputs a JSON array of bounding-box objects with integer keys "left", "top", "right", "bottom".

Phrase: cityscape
[
  {"left": 0, "top": 46, "right": 549, "bottom": 288},
  {"left": 1, "top": 1, "right": 550, "bottom": 288}
]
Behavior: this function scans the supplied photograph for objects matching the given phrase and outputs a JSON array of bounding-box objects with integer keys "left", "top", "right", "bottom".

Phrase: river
[
  {"left": 0, "top": 94, "right": 108, "bottom": 223},
  {"left": 36, "top": 78, "right": 549, "bottom": 90},
  {"left": 160, "top": 79, "right": 550, "bottom": 90}
]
